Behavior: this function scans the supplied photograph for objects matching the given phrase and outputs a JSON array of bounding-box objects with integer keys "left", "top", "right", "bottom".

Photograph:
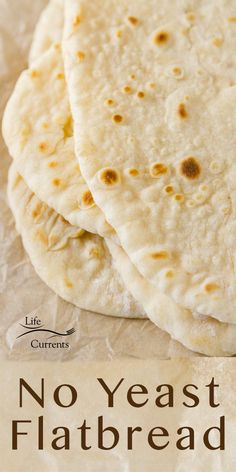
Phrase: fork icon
[
  {"left": 47, "top": 327, "right": 76, "bottom": 339},
  {"left": 66, "top": 328, "right": 76, "bottom": 336}
]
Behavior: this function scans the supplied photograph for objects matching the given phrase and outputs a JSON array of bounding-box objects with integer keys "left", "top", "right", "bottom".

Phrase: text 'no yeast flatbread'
[{"left": 63, "top": 0, "right": 236, "bottom": 324}]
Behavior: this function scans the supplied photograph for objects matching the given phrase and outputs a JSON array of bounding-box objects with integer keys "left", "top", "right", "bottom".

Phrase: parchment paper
[{"left": 0, "top": 0, "right": 197, "bottom": 360}]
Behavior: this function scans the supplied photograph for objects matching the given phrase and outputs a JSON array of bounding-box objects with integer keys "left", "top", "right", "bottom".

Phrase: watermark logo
[{"left": 16, "top": 315, "right": 76, "bottom": 350}]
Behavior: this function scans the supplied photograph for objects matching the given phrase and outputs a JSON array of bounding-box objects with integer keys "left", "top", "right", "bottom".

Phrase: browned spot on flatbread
[
  {"left": 36, "top": 229, "right": 48, "bottom": 246},
  {"left": 178, "top": 103, "right": 188, "bottom": 119},
  {"left": 100, "top": 168, "right": 120, "bottom": 186},
  {"left": 89, "top": 247, "right": 101, "bottom": 259},
  {"left": 32, "top": 202, "right": 44, "bottom": 220},
  {"left": 105, "top": 98, "right": 115, "bottom": 106},
  {"left": 73, "top": 15, "right": 81, "bottom": 27},
  {"left": 127, "top": 16, "right": 139, "bottom": 26},
  {"left": 48, "top": 161, "right": 58, "bottom": 168},
  {"left": 164, "top": 185, "right": 174, "bottom": 194},
  {"left": 52, "top": 178, "right": 61, "bottom": 186},
  {"left": 13, "top": 174, "right": 23, "bottom": 188},
  {"left": 186, "top": 12, "right": 195, "bottom": 22},
  {"left": 116, "top": 30, "right": 123, "bottom": 38},
  {"left": 64, "top": 277, "right": 74, "bottom": 288},
  {"left": 128, "top": 168, "right": 139, "bottom": 177},
  {"left": 74, "top": 164, "right": 80, "bottom": 173},
  {"left": 212, "top": 37, "right": 223, "bottom": 47},
  {"left": 54, "top": 42, "right": 61, "bottom": 51},
  {"left": 150, "top": 163, "right": 168, "bottom": 178},
  {"left": 180, "top": 157, "right": 201, "bottom": 180},
  {"left": 154, "top": 31, "right": 170, "bottom": 45},
  {"left": 56, "top": 72, "right": 64, "bottom": 80},
  {"left": 204, "top": 283, "right": 220, "bottom": 293},
  {"left": 82, "top": 190, "right": 94, "bottom": 207},
  {"left": 137, "top": 91, "right": 145, "bottom": 98},
  {"left": 30, "top": 69, "right": 41, "bottom": 78},
  {"left": 77, "top": 51, "right": 85, "bottom": 61},
  {"left": 63, "top": 115, "right": 73, "bottom": 138},
  {"left": 174, "top": 193, "right": 185, "bottom": 202},
  {"left": 112, "top": 114, "right": 124, "bottom": 124},
  {"left": 172, "top": 67, "right": 182, "bottom": 76},
  {"left": 122, "top": 85, "right": 132, "bottom": 94},
  {"left": 150, "top": 251, "right": 169, "bottom": 260},
  {"left": 38, "top": 142, "right": 48, "bottom": 152}
]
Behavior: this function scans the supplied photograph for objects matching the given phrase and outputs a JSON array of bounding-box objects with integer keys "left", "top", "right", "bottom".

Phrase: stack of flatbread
[{"left": 3, "top": 0, "right": 236, "bottom": 356}]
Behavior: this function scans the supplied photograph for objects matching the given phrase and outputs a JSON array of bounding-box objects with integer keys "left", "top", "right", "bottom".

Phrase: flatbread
[
  {"left": 9, "top": 162, "right": 236, "bottom": 355},
  {"left": 5, "top": 0, "right": 236, "bottom": 355},
  {"left": 63, "top": 0, "right": 236, "bottom": 323},
  {"left": 29, "top": 0, "right": 64, "bottom": 63},
  {"left": 7, "top": 162, "right": 145, "bottom": 319},
  {"left": 2, "top": 42, "right": 115, "bottom": 240},
  {"left": 107, "top": 239, "right": 236, "bottom": 356}
]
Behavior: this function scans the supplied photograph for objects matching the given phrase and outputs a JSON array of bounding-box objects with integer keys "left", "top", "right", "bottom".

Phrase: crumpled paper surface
[{"left": 0, "top": 0, "right": 196, "bottom": 361}]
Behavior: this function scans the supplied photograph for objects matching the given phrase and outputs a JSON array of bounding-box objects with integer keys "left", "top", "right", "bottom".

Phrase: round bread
[
  {"left": 63, "top": 0, "right": 236, "bottom": 323},
  {"left": 8, "top": 163, "right": 145, "bottom": 319}
]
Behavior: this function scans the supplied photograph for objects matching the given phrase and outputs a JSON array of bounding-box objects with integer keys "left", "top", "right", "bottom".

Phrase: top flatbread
[{"left": 63, "top": 0, "right": 236, "bottom": 324}]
